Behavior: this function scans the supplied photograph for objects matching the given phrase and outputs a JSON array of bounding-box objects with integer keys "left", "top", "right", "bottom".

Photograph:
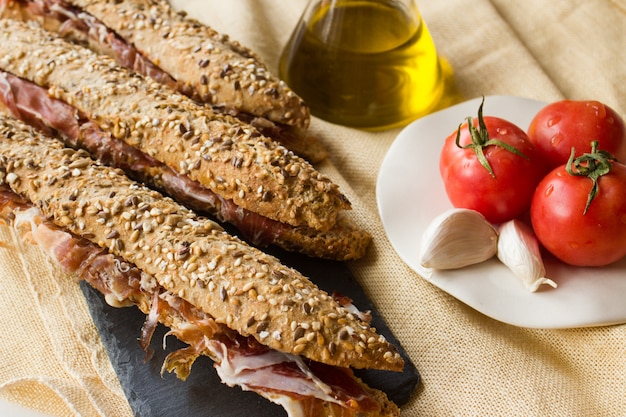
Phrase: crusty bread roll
[
  {"left": 0, "top": 0, "right": 329, "bottom": 163},
  {"left": 0, "top": 112, "right": 403, "bottom": 372}
]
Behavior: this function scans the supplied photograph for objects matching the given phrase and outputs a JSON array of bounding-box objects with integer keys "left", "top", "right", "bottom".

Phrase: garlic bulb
[
  {"left": 497, "top": 219, "right": 557, "bottom": 292},
  {"left": 419, "top": 208, "right": 498, "bottom": 269}
]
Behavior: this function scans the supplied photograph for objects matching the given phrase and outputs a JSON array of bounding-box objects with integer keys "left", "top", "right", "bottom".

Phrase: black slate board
[{"left": 81, "top": 245, "right": 420, "bottom": 417}]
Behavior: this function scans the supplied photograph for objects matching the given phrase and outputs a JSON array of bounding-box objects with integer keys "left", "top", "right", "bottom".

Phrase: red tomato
[
  {"left": 528, "top": 100, "right": 626, "bottom": 169},
  {"left": 530, "top": 144, "right": 626, "bottom": 267},
  {"left": 440, "top": 103, "right": 547, "bottom": 224}
]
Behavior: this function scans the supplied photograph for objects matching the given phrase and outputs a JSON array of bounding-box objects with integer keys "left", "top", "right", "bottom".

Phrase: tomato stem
[
  {"left": 566, "top": 140, "right": 615, "bottom": 214},
  {"left": 455, "top": 97, "right": 528, "bottom": 178}
]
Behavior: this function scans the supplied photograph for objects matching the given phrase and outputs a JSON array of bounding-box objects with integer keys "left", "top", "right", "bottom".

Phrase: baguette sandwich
[
  {"left": 0, "top": 112, "right": 403, "bottom": 416},
  {"left": 0, "top": 0, "right": 329, "bottom": 163},
  {"left": 0, "top": 18, "right": 371, "bottom": 260}
]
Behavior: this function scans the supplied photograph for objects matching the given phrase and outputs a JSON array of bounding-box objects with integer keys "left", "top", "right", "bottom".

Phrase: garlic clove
[
  {"left": 497, "top": 219, "right": 557, "bottom": 292},
  {"left": 419, "top": 208, "right": 498, "bottom": 269}
]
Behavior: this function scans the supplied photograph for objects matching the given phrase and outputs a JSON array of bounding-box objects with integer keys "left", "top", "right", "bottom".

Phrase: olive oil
[{"left": 279, "top": 0, "right": 446, "bottom": 130}]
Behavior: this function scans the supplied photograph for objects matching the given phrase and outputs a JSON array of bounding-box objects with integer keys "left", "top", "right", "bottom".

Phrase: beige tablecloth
[{"left": 1, "top": 0, "right": 625, "bottom": 416}]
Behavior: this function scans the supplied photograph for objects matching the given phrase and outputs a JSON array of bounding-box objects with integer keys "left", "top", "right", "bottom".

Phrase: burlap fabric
[{"left": 0, "top": 0, "right": 624, "bottom": 416}]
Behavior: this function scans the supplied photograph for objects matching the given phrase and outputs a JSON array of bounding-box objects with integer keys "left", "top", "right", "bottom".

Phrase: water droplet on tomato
[
  {"left": 544, "top": 184, "right": 554, "bottom": 197},
  {"left": 550, "top": 132, "right": 564, "bottom": 147},
  {"left": 547, "top": 116, "right": 561, "bottom": 127},
  {"left": 585, "top": 100, "right": 607, "bottom": 118},
  {"left": 497, "top": 127, "right": 508, "bottom": 135}
]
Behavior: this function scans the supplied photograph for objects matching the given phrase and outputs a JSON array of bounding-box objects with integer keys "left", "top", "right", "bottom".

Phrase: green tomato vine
[
  {"left": 455, "top": 97, "right": 528, "bottom": 178},
  {"left": 566, "top": 140, "right": 616, "bottom": 215}
]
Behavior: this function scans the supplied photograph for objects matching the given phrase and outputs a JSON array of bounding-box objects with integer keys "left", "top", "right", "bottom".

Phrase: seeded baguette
[
  {"left": 0, "top": 113, "right": 404, "bottom": 371},
  {"left": 0, "top": 184, "right": 401, "bottom": 416},
  {"left": 0, "top": 19, "right": 347, "bottom": 232},
  {"left": 69, "top": 0, "right": 310, "bottom": 128}
]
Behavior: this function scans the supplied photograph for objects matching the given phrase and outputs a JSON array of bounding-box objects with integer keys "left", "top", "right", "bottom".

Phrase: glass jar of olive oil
[{"left": 279, "top": 0, "right": 448, "bottom": 130}]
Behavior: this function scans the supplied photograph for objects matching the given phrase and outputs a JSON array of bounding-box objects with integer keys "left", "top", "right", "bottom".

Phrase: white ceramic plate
[{"left": 376, "top": 95, "right": 626, "bottom": 329}]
